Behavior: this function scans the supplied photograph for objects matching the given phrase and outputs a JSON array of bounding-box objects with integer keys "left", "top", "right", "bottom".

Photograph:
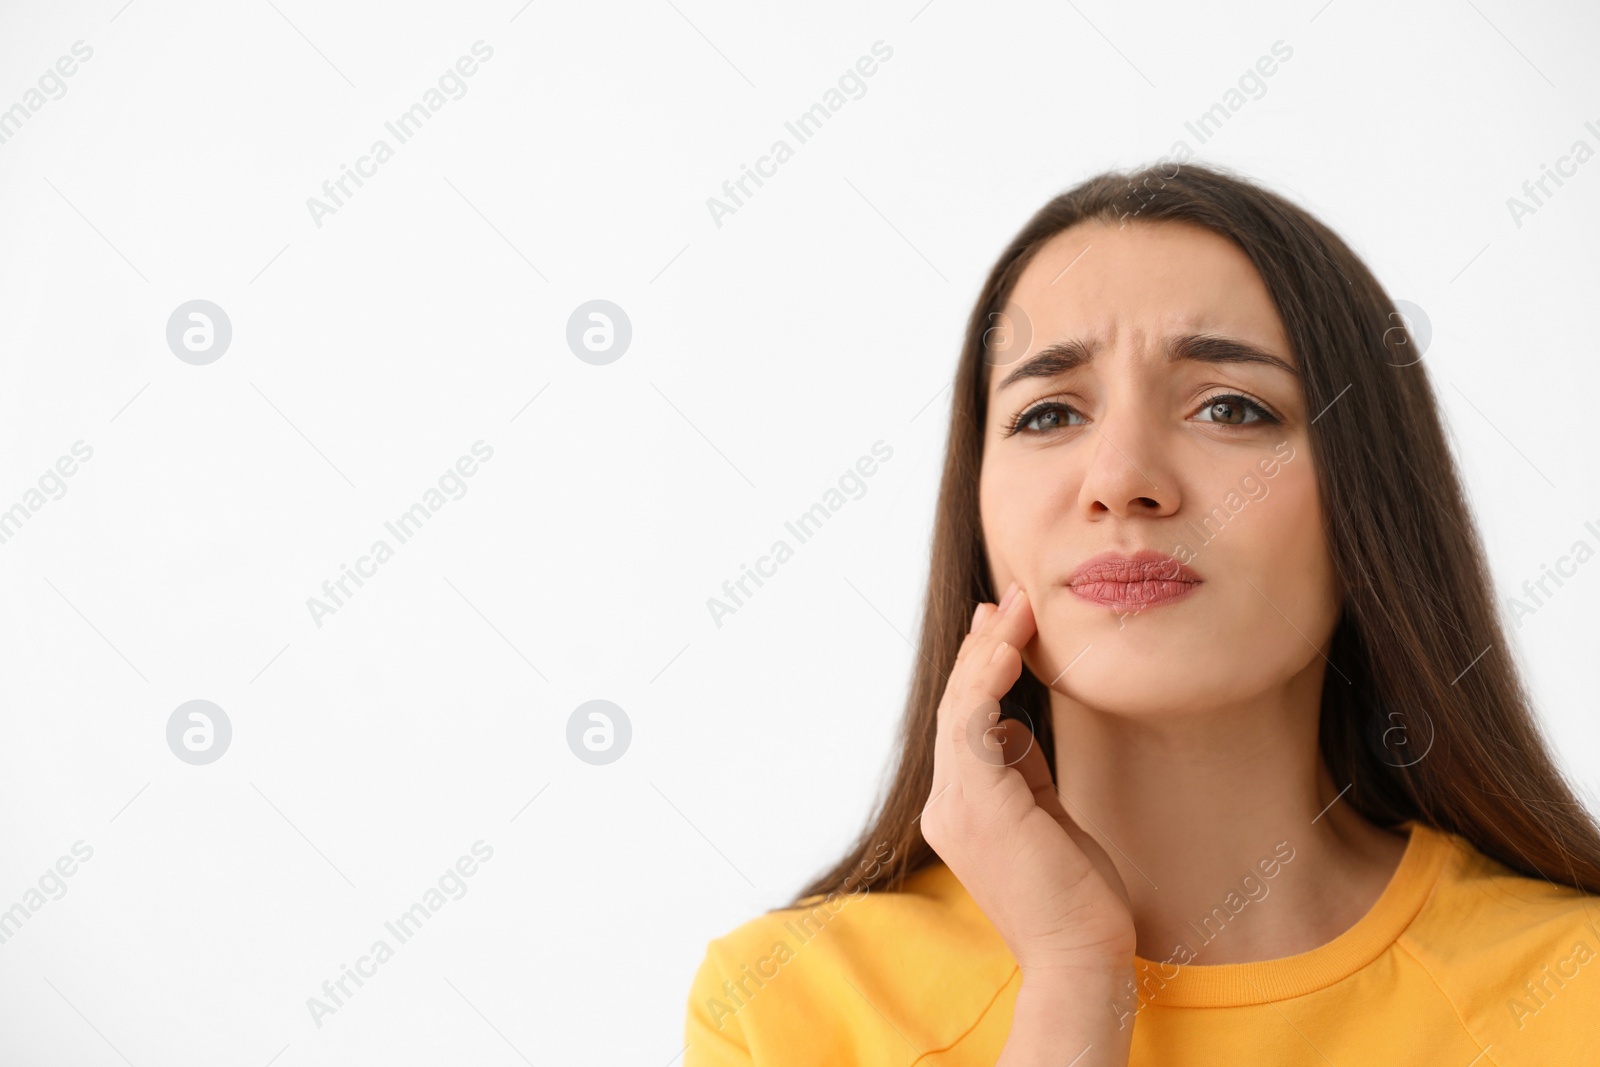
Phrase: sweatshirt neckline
[{"left": 1129, "top": 819, "right": 1452, "bottom": 1008}]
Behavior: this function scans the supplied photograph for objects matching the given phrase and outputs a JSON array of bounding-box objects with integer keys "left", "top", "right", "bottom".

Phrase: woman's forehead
[{"left": 999, "top": 220, "right": 1295, "bottom": 373}]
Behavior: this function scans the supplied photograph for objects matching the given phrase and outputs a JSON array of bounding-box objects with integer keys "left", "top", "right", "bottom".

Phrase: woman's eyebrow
[
  {"left": 1170, "top": 333, "right": 1300, "bottom": 379},
  {"left": 995, "top": 333, "right": 1300, "bottom": 392},
  {"left": 993, "top": 338, "right": 1094, "bottom": 391}
]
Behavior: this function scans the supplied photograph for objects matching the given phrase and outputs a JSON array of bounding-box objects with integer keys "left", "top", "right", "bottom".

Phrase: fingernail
[
  {"left": 998, "top": 581, "right": 1019, "bottom": 612},
  {"left": 990, "top": 640, "right": 1010, "bottom": 664},
  {"left": 969, "top": 603, "right": 984, "bottom": 633}
]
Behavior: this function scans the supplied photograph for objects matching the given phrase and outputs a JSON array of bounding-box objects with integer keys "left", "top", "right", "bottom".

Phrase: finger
[
  {"left": 956, "top": 583, "right": 1031, "bottom": 656},
  {"left": 981, "top": 586, "right": 1037, "bottom": 661},
  {"left": 956, "top": 693, "right": 1007, "bottom": 769},
  {"left": 952, "top": 600, "right": 999, "bottom": 664},
  {"left": 995, "top": 718, "right": 1113, "bottom": 894},
  {"left": 946, "top": 638, "right": 1029, "bottom": 785},
  {"left": 933, "top": 593, "right": 1005, "bottom": 789},
  {"left": 996, "top": 718, "right": 1073, "bottom": 827},
  {"left": 995, "top": 718, "right": 1115, "bottom": 885},
  {"left": 930, "top": 587, "right": 1038, "bottom": 802},
  {"left": 934, "top": 588, "right": 1032, "bottom": 751},
  {"left": 957, "top": 590, "right": 1037, "bottom": 708},
  {"left": 989, "top": 716, "right": 1083, "bottom": 837},
  {"left": 993, "top": 716, "right": 1047, "bottom": 788}
]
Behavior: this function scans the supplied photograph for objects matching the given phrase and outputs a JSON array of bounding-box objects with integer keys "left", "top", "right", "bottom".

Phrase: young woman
[{"left": 682, "top": 162, "right": 1600, "bottom": 1065}]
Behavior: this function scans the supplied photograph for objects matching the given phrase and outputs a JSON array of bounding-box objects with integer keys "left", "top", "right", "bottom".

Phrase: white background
[{"left": 0, "top": 0, "right": 1596, "bottom": 1064}]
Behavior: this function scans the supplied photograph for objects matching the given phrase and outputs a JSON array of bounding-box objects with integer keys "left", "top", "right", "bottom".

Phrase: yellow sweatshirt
[{"left": 683, "top": 819, "right": 1600, "bottom": 1064}]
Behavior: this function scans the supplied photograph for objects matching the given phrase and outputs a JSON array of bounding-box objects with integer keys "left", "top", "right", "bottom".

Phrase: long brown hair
[{"left": 792, "top": 160, "right": 1600, "bottom": 907}]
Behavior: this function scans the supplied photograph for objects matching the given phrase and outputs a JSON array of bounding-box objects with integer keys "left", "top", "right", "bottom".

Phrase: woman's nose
[{"left": 1075, "top": 413, "right": 1179, "bottom": 519}]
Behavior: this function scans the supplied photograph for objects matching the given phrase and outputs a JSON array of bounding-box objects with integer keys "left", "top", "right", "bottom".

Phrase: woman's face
[{"left": 978, "top": 219, "right": 1341, "bottom": 716}]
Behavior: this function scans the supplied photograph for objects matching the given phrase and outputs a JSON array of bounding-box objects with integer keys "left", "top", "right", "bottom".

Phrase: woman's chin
[{"left": 1027, "top": 628, "right": 1224, "bottom": 711}]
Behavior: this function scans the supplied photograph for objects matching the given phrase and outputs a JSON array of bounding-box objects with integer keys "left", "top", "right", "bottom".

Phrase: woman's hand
[{"left": 918, "top": 582, "right": 1140, "bottom": 1064}]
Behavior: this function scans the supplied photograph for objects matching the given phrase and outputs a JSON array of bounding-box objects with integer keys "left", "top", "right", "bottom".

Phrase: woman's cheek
[
  {"left": 1252, "top": 459, "right": 1341, "bottom": 634},
  {"left": 1268, "top": 462, "right": 1327, "bottom": 572},
  {"left": 978, "top": 483, "right": 1030, "bottom": 588}
]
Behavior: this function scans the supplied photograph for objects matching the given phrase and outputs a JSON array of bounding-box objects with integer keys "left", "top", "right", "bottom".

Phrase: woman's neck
[{"left": 1045, "top": 666, "right": 1410, "bottom": 965}]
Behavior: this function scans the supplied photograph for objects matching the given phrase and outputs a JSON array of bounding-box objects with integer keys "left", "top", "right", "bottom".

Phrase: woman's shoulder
[
  {"left": 1415, "top": 822, "right": 1600, "bottom": 939},
  {"left": 683, "top": 859, "right": 1016, "bottom": 1066},
  {"left": 1406, "top": 823, "right": 1600, "bottom": 1061}
]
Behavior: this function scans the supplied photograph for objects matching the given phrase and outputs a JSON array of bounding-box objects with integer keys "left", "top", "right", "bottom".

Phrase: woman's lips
[{"left": 1066, "top": 550, "right": 1201, "bottom": 611}]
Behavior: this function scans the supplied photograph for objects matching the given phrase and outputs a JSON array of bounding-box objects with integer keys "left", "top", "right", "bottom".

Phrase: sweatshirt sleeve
[{"left": 684, "top": 938, "right": 756, "bottom": 1067}]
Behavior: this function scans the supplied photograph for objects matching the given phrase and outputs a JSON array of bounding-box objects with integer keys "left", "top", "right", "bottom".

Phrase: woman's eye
[
  {"left": 1195, "top": 394, "right": 1278, "bottom": 426},
  {"left": 1009, "top": 402, "right": 1083, "bottom": 435},
  {"left": 1006, "top": 394, "right": 1279, "bottom": 436}
]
